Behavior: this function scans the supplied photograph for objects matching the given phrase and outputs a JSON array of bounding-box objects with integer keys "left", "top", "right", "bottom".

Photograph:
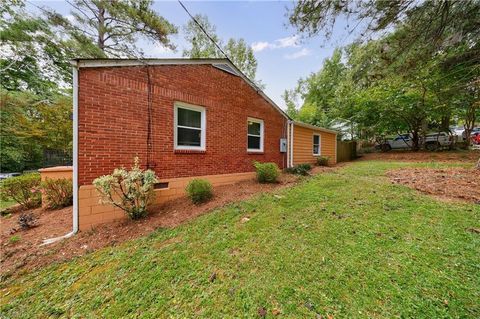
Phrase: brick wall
[{"left": 78, "top": 64, "right": 288, "bottom": 185}]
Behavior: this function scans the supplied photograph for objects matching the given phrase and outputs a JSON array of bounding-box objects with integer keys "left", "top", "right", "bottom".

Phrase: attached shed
[{"left": 288, "top": 121, "right": 337, "bottom": 166}]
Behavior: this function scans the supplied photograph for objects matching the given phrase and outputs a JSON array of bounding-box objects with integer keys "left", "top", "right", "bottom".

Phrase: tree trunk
[
  {"left": 464, "top": 101, "right": 477, "bottom": 148},
  {"left": 440, "top": 114, "right": 450, "bottom": 132},
  {"left": 97, "top": 5, "right": 106, "bottom": 51},
  {"left": 411, "top": 130, "right": 420, "bottom": 151}
]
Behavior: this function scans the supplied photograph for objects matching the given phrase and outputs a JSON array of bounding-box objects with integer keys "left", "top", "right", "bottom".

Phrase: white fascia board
[{"left": 293, "top": 121, "right": 339, "bottom": 135}]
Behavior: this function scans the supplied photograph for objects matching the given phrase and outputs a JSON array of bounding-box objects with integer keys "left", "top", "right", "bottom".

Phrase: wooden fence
[{"left": 337, "top": 140, "right": 357, "bottom": 162}]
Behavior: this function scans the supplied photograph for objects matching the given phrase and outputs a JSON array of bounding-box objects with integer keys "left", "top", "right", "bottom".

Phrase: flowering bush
[
  {"left": 41, "top": 178, "right": 73, "bottom": 209},
  {"left": 93, "top": 157, "right": 158, "bottom": 219},
  {"left": 0, "top": 173, "right": 41, "bottom": 209}
]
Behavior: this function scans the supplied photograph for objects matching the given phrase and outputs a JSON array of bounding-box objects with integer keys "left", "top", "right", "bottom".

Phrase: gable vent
[{"left": 213, "top": 63, "right": 239, "bottom": 76}]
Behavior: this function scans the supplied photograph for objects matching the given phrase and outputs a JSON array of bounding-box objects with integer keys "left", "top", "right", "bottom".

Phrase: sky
[{"left": 29, "top": 1, "right": 359, "bottom": 109}]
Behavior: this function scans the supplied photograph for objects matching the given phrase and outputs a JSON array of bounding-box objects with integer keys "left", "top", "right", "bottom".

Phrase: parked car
[
  {"left": 462, "top": 127, "right": 480, "bottom": 139},
  {"left": 450, "top": 126, "right": 464, "bottom": 142},
  {"left": 472, "top": 131, "right": 480, "bottom": 145},
  {"left": 377, "top": 132, "right": 453, "bottom": 151},
  {"left": 377, "top": 134, "right": 413, "bottom": 151},
  {"left": 0, "top": 172, "right": 21, "bottom": 181},
  {"left": 423, "top": 132, "right": 454, "bottom": 151}
]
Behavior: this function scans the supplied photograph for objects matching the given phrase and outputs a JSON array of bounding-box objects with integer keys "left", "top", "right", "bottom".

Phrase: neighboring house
[{"left": 72, "top": 59, "right": 337, "bottom": 230}]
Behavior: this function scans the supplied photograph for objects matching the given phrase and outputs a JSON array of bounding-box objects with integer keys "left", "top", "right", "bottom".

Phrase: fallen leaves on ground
[{"left": 387, "top": 167, "right": 480, "bottom": 203}]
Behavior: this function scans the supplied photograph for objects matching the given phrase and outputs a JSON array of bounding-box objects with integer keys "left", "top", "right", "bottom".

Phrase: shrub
[
  {"left": 18, "top": 212, "right": 37, "bottom": 229},
  {"left": 93, "top": 157, "right": 158, "bottom": 220},
  {"left": 286, "top": 163, "right": 312, "bottom": 176},
  {"left": 253, "top": 162, "right": 280, "bottom": 183},
  {"left": 41, "top": 178, "right": 73, "bottom": 209},
  {"left": 316, "top": 156, "right": 330, "bottom": 166},
  {"left": 0, "top": 173, "right": 41, "bottom": 209},
  {"left": 9, "top": 235, "right": 21, "bottom": 244},
  {"left": 186, "top": 179, "right": 213, "bottom": 204}
]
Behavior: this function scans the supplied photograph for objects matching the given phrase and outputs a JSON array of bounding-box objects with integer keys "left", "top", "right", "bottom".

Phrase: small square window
[
  {"left": 174, "top": 102, "right": 206, "bottom": 150},
  {"left": 247, "top": 118, "right": 264, "bottom": 152}
]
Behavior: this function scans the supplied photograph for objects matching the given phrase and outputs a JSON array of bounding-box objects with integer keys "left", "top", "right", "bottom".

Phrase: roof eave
[{"left": 293, "top": 121, "right": 339, "bottom": 135}]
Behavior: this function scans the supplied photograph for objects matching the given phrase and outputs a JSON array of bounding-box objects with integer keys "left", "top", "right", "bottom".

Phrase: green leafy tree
[
  {"left": 182, "top": 14, "right": 262, "bottom": 86},
  {"left": 182, "top": 14, "right": 221, "bottom": 58},
  {"left": 47, "top": 0, "right": 177, "bottom": 57},
  {"left": 287, "top": 0, "right": 479, "bottom": 149},
  {"left": 283, "top": 49, "right": 345, "bottom": 127},
  {"left": 0, "top": 89, "right": 72, "bottom": 172},
  {"left": 1, "top": 1, "right": 75, "bottom": 94}
]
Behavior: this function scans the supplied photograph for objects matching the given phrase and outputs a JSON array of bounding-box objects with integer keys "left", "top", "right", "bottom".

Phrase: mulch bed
[
  {"left": 361, "top": 150, "right": 480, "bottom": 163},
  {"left": 388, "top": 167, "right": 480, "bottom": 203},
  {"left": 0, "top": 167, "right": 337, "bottom": 278}
]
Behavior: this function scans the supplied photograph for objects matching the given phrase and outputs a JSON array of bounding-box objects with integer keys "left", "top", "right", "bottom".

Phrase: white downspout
[
  {"left": 72, "top": 64, "right": 79, "bottom": 234},
  {"left": 290, "top": 122, "right": 294, "bottom": 167},
  {"left": 286, "top": 121, "right": 290, "bottom": 168},
  {"left": 41, "top": 64, "right": 79, "bottom": 245}
]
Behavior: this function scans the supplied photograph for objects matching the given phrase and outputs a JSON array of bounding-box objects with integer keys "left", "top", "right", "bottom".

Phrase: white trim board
[
  {"left": 174, "top": 101, "right": 206, "bottom": 151},
  {"left": 247, "top": 117, "right": 264, "bottom": 152},
  {"left": 293, "top": 121, "right": 338, "bottom": 135}
]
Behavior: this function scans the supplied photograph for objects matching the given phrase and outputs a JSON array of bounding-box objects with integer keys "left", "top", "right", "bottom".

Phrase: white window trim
[
  {"left": 247, "top": 117, "right": 264, "bottom": 152},
  {"left": 313, "top": 133, "right": 321, "bottom": 156},
  {"left": 174, "top": 102, "right": 206, "bottom": 151}
]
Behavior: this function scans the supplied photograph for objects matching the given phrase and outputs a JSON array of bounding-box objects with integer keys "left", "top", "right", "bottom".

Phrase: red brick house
[{"left": 71, "top": 59, "right": 337, "bottom": 231}]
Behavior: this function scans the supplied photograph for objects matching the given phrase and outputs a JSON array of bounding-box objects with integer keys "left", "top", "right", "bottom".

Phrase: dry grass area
[
  {"left": 388, "top": 167, "right": 480, "bottom": 203},
  {"left": 0, "top": 167, "right": 337, "bottom": 278},
  {"left": 361, "top": 150, "right": 479, "bottom": 163}
]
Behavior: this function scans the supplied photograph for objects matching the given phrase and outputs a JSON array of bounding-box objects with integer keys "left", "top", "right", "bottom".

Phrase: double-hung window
[
  {"left": 313, "top": 134, "right": 321, "bottom": 155},
  {"left": 174, "top": 102, "right": 206, "bottom": 150},
  {"left": 247, "top": 118, "right": 264, "bottom": 152}
]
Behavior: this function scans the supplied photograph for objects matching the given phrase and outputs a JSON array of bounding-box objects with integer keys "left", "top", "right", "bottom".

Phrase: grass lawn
[
  {"left": 0, "top": 199, "right": 16, "bottom": 210},
  {"left": 1, "top": 161, "right": 479, "bottom": 318}
]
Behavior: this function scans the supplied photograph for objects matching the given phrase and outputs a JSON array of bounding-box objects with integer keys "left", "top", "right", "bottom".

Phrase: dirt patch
[
  {"left": 388, "top": 167, "right": 480, "bottom": 203},
  {"left": 360, "top": 150, "right": 479, "bottom": 163},
  {"left": 0, "top": 169, "right": 337, "bottom": 278}
]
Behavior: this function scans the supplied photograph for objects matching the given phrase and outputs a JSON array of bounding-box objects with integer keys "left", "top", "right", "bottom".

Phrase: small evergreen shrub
[
  {"left": 93, "top": 157, "right": 158, "bottom": 220},
  {"left": 316, "top": 156, "right": 330, "bottom": 166},
  {"left": 186, "top": 179, "right": 213, "bottom": 204},
  {"left": 41, "top": 178, "right": 73, "bottom": 209},
  {"left": 286, "top": 163, "right": 312, "bottom": 176},
  {"left": 253, "top": 162, "right": 280, "bottom": 183},
  {"left": 0, "top": 173, "right": 41, "bottom": 209},
  {"left": 9, "top": 235, "right": 21, "bottom": 244},
  {"left": 18, "top": 212, "right": 37, "bottom": 229}
]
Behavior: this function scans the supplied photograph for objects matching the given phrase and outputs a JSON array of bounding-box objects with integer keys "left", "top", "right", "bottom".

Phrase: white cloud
[
  {"left": 275, "top": 35, "right": 299, "bottom": 48},
  {"left": 251, "top": 35, "right": 300, "bottom": 52},
  {"left": 251, "top": 41, "right": 271, "bottom": 52},
  {"left": 284, "top": 48, "right": 312, "bottom": 60},
  {"left": 150, "top": 44, "right": 174, "bottom": 57}
]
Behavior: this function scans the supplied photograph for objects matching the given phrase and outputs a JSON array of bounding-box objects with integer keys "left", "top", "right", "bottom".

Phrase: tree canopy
[
  {"left": 182, "top": 14, "right": 262, "bottom": 86},
  {"left": 286, "top": 0, "right": 479, "bottom": 148},
  {"left": 0, "top": 0, "right": 177, "bottom": 171}
]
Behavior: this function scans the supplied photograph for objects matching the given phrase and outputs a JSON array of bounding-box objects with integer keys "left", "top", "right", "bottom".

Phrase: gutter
[{"left": 41, "top": 64, "right": 79, "bottom": 245}]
